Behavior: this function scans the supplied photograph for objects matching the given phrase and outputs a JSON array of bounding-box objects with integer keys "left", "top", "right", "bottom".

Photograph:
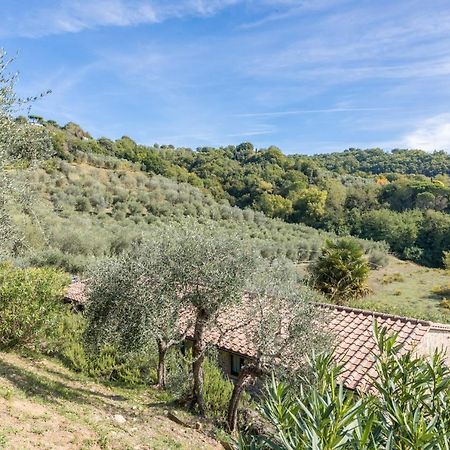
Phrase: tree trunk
[
  {"left": 191, "top": 308, "right": 209, "bottom": 414},
  {"left": 228, "top": 364, "right": 264, "bottom": 432},
  {"left": 227, "top": 367, "right": 256, "bottom": 432},
  {"left": 156, "top": 340, "right": 168, "bottom": 389}
]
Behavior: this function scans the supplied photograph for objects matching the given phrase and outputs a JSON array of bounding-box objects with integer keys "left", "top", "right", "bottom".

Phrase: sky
[{"left": 2, "top": 0, "right": 450, "bottom": 154}]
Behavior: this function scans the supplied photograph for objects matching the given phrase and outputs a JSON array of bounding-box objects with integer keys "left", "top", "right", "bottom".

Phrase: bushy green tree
[
  {"left": 0, "top": 263, "right": 69, "bottom": 350},
  {"left": 253, "top": 193, "right": 293, "bottom": 219},
  {"left": 290, "top": 187, "right": 327, "bottom": 224},
  {"left": 310, "top": 239, "right": 370, "bottom": 303}
]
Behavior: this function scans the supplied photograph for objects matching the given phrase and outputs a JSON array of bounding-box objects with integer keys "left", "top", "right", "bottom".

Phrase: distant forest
[{"left": 23, "top": 116, "right": 450, "bottom": 268}]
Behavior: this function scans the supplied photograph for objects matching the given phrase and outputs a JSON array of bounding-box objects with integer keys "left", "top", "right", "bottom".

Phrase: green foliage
[
  {"left": 290, "top": 186, "right": 328, "bottom": 224},
  {"left": 310, "top": 239, "right": 370, "bottom": 303},
  {"left": 165, "top": 351, "right": 238, "bottom": 424},
  {"left": 253, "top": 193, "right": 292, "bottom": 219},
  {"left": 0, "top": 263, "right": 69, "bottom": 350},
  {"left": 432, "top": 284, "right": 450, "bottom": 298},
  {"left": 0, "top": 51, "right": 52, "bottom": 255},
  {"left": 18, "top": 157, "right": 375, "bottom": 273},
  {"left": 203, "top": 358, "right": 236, "bottom": 423},
  {"left": 57, "top": 313, "right": 155, "bottom": 385},
  {"left": 359, "top": 209, "right": 422, "bottom": 256},
  {"left": 367, "top": 248, "right": 389, "bottom": 269},
  {"left": 15, "top": 115, "right": 450, "bottom": 267},
  {"left": 243, "top": 325, "right": 450, "bottom": 449},
  {"left": 313, "top": 148, "right": 450, "bottom": 178}
]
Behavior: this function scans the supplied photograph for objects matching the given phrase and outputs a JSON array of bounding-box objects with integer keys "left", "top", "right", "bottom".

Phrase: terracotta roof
[
  {"left": 179, "top": 297, "right": 260, "bottom": 358},
  {"left": 64, "top": 281, "right": 88, "bottom": 305},
  {"left": 318, "top": 303, "right": 431, "bottom": 390},
  {"left": 64, "top": 281, "right": 447, "bottom": 391}
]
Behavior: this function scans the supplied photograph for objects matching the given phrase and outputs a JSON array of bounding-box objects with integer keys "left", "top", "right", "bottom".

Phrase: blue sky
[{"left": 2, "top": 0, "right": 450, "bottom": 153}]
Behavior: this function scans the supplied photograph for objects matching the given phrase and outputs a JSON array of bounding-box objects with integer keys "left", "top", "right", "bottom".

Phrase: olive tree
[
  {"left": 0, "top": 50, "right": 51, "bottom": 255},
  {"left": 226, "top": 258, "right": 329, "bottom": 431},
  {"left": 83, "top": 231, "right": 193, "bottom": 388},
  {"left": 163, "top": 224, "right": 258, "bottom": 414}
]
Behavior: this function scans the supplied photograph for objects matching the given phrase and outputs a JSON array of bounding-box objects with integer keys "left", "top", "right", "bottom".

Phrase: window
[{"left": 231, "top": 354, "right": 245, "bottom": 376}]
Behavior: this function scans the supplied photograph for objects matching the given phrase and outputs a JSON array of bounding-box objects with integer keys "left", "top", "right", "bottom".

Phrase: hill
[
  {"left": 8, "top": 147, "right": 449, "bottom": 323},
  {"left": 13, "top": 152, "right": 387, "bottom": 274},
  {"left": 29, "top": 118, "right": 450, "bottom": 268}
]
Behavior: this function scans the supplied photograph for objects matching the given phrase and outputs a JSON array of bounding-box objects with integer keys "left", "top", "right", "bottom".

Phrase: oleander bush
[{"left": 237, "top": 325, "right": 450, "bottom": 449}]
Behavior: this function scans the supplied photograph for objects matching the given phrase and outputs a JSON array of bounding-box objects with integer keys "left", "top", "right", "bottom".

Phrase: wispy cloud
[
  {"left": 1, "top": 0, "right": 243, "bottom": 38},
  {"left": 236, "top": 107, "right": 389, "bottom": 117},
  {"left": 402, "top": 114, "right": 450, "bottom": 152}
]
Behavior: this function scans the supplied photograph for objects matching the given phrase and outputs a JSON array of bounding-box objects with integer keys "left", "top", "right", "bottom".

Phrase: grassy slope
[
  {"left": 0, "top": 352, "right": 220, "bottom": 450},
  {"left": 360, "top": 256, "right": 450, "bottom": 323}
]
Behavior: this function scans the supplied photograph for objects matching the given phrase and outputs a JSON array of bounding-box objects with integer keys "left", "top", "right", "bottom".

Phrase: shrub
[
  {"left": 203, "top": 358, "right": 235, "bottom": 423},
  {"left": 403, "top": 245, "right": 424, "bottom": 262},
  {"left": 381, "top": 273, "right": 404, "bottom": 284},
  {"left": 440, "top": 299, "right": 450, "bottom": 310},
  {"left": 0, "top": 263, "right": 69, "bottom": 350},
  {"left": 165, "top": 350, "right": 239, "bottom": 423},
  {"left": 309, "top": 239, "right": 370, "bottom": 304},
  {"left": 52, "top": 314, "right": 156, "bottom": 385},
  {"left": 246, "top": 325, "right": 450, "bottom": 449},
  {"left": 432, "top": 284, "right": 450, "bottom": 298},
  {"left": 368, "top": 249, "right": 389, "bottom": 269}
]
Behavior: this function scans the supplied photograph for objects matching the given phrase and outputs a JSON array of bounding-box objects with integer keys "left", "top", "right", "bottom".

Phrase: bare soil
[{"left": 0, "top": 352, "right": 222, "bottom": 449}]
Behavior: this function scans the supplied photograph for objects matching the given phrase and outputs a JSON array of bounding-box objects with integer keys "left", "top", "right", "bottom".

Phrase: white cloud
[
  {"left": 403, "top": 114, "right": 450, "bottom": 151},
  {"left": 1, "top": 0, "right": 243, "bottom": 38}
]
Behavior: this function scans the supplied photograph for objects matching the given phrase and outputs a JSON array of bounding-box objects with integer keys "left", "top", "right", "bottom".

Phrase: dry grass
[
  {"left": 360, "top": 256, "right": 450, "bottom": 322},
  {"left": 0, "top": 352, "right": 221, "bottom": 450}
]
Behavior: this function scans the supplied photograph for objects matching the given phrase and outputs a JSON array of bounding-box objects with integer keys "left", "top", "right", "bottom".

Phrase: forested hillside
[
  {"left": 12, "top": 149, "right": 387, "bottom": 274},
  {"left": 25, "top": 116, "right": 450, "bottom": 268},
  {"left": 312, "top": 148, "right": 450, "bottom": 177}
]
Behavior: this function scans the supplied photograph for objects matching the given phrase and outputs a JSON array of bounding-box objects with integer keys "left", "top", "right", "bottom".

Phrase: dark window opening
[{"left": 231, "top": 354, "right": 245, "bottom": 376}]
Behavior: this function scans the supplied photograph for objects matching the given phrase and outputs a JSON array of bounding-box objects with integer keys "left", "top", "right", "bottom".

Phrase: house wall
[
  {"left": 183, "top": 339, "right": 245, "bottom": 380},
  {"left": 417, "top": 327, "right": 450, "bottom": 365}
]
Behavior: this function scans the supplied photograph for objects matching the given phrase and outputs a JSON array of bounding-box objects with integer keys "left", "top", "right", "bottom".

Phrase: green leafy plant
[
  {"left": 0, "top": 263, "right": 69, "bottom": 350},
  {"left": 241, "top": 324, "right": 450, "bottom": 449},
  {"left": 309, "top": 239, "right": 370, "bottom": 304}
]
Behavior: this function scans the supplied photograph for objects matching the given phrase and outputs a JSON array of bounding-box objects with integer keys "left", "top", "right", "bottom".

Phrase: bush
[
  {"left": 381, "top": 273, "right": 404, "bottom": 284},
  {"left": 0, "top": 263, "right": 69, "bottom": 350},
  {"left": 367, "top": 249, "right": 389, "bottom": 269},
  {"left": 55, "top": 314, "right": 156, "bottom": 385},
  {"left": 203, "top": 358, "right": 235, "bottom": 423},
  {"left": 309, "top": 239, "right": 370, "bottom": 304},
  {"left": 432, "top": 284, "right": 450, "bottom": 298},
  {"left": 246, "top": 325, "right": 450, "bottom": 449},
  {"left": 165, "top": 350, "right": 238, "bottom": 423}
]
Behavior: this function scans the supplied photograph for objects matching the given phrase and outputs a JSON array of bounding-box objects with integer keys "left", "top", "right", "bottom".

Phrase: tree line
[{"left": 29, "top": 118, "right": 450, "bottom": 267}]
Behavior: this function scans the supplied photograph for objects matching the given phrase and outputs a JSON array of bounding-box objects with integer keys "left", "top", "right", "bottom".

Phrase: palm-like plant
[{"left": 309, "top": 239, "right": 370, "bottom": 304}]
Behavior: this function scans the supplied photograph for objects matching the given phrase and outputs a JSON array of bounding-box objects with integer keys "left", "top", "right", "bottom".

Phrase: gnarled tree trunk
[
  {"left": 227, "top": 364, "right": 263, "bottom": 432},
  {"left": 191, "top": 308, "right": 209, "bottom": 414},
  {"left": 156, "top": 340, "right": 168, "bottom": 389}
]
